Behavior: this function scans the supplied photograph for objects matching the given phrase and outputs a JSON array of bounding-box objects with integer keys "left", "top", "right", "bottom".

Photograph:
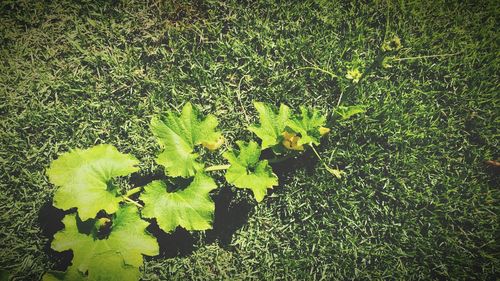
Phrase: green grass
[{"left": 1, "top": 0, "right": 498, "bottom": 280}]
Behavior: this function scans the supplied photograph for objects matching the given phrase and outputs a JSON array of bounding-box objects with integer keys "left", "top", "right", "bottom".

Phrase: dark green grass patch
[{"left": 0, "top": 0, "right": 498, "bottom": 280}]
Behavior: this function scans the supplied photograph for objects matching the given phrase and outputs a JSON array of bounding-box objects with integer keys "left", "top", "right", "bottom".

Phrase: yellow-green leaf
[
  {"left": 46, "top": 144, "right": 139, "bottom": 220},
  {"left": 223, "top": 141, "right": 278, "bottom": 202},
  {"left": 44, "top": 205, "right": 158, "bottom": 281},
  {"left": 285, "top": 107, "right": 326, "bottom": 146},
  {"left": 151, "top": 102, "right": 222, "bottom": 178},
  {"left": 248, "top": 102, "right": 291, "bottom": 151},
  {"left": 140, "top": 173, "right": 217, "bottom": 233}
]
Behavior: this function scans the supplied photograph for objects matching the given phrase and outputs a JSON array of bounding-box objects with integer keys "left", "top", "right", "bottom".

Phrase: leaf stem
[
  {"left": 336, "top": 90, "right": 344, "bottom": 107},
  {"left": 125, "top": 187, "right": 142, "bottom": 197},
  {"left": 273, "top": 66, "right": 338, "bottom": 80},
  {"left": 237, "top": 75, "right": 250, "bottom": 124},
  {"left": 309, "top": 144, "right": 342, "bottom": 178},
  {"left": 309, "top": 144, "right": 325, "bottom": 164},
  {"left": 122, "top": 196, "right": 143, "bottom": 208},
  {"left": 204, "top": 164, "right": 231, "bottom": 172},
  {"left": 393, "top": 52, "right": 460, "bottom": 61}
]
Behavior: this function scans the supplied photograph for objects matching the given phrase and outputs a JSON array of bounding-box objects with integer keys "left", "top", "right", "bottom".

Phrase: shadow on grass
[
  {"left": 129, "top": 169, "right": 165, "bottom": 188},
  {"left": 131, "top": 171, "right": 254, "bottom": 257},
  {"left": 38, "top": 201, "right": 72, "bottom": 271},
  {"left": 265, "top": 145, "right": 323, "bottom": 180},
  {"left": 146, "top": 222, "right": 195, "bottom": 258},
  {"left": 39, "top": 146, "right": 324, "bottom": 263},
  {"left": 205, "top": 185, "right": 253, "bottom": 247},
  {"left": 484, "top": 161, "right": 500, "bottom": 187},
  {"left": 206, "top": 145, "right": 325, "bottom": 249},
  {"left": 129, "top": 171, "right": 199, "bottom": 258}
]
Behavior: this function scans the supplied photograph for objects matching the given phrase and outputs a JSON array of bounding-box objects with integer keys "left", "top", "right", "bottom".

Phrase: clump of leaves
[
  {"left": 140, "top": 173, "right": 218, "bottom": 233},
  {"left": 150, "top": 102, "right": 222, "bottom": 178},
  {"left": 248, "top": 102, "right": 365, "bottom": 180},
  {"left": 223, "top": 141, "right": 278, "bottom": 202},
  {"left": 43, "top": 206, "right": 158, "bottom": 281},
  {"left": 248, "top": 102, "right": 291, "bottom": 153},
  {"left": 285, "top": 106, "right": 327, "bottom": 147},
  {"left": 247, "top": 102, "right": 333, "bottom": 154},
  {"left": 43, "top": 101, "right": 365, "bottom": 280},
  {"left": 46, "top": 144, "right": 139, "bottom": 220}
]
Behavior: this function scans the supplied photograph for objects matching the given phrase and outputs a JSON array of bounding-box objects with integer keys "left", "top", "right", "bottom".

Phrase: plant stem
[
  {"left": 204, "top": 164, "right": 231, "bottom": 172},
  {"left": 295, "top": 66, "right": 338, "bottom": 78},
  {"left": 393, "top": 52, "right": 460, "bottom": 61},
  {"left": 122, "top": 196, "right": 143, "bottom": 208},
  {"left": 125, "top": 187, "right": 142, "bottom": 197},
  {"left": 336, "top": 90, "right": 344, "bottom": 107},
  {"left": 237, "top": 75, "right": 250, "bottom": 124},
  {"left": 273, "top": 66, "right": 338, "bottom": 80},
  {"left": 309, "top": 144, "right": 325, "bottom": 165},
  {"left": 309, "top": 144, "right": 341, "bottom": 178}
]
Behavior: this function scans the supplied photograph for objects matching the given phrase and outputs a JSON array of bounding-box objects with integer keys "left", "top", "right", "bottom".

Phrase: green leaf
[
  {"left": 140, "top": 173, "right": 217, "bottom": 233},
  {"left": 47, "top": 144, "right": 139, "bottom": 220},
  {"left": 43, "top": 255, "right": 139, "bottom": 281},
  {"left": 151, "top": 102, "right": 222, "bottom": 178},
  {"left": 223, "top": 141, "right": 278, "bottom": 202},
  {"left": 44, "top": 205, "right": 158, "bottom": 281},
  {"left": 248, "top": 102, "right": 291, "bottom": 150},
  {"left": 87, "top": 252, "right": 140, "bottom": 281},
  {"left": 43, "top": 266, "right": 85, "bottom": 281},
  {"left": 334, "top": 105, "right": 366, "bottom": 120},
  {"left": 285, "top": 107, "right": 326, "bottom": 146}
]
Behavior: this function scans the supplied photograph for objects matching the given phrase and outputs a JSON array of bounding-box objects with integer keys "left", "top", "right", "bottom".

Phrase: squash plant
[{"left": 43, "top": 102, "right": 364, "bottom": 280}]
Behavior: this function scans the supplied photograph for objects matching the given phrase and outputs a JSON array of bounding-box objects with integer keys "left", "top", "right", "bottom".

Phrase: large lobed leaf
[
  {"left": 223, "top": 141, "right": 278, "bottom": 202},
  {"left": 46, "top": 144, "right": 139, "bottom": 220},
  {"left": 151, "top": 102, "right": 222, "bottom": 178},
  {"left": 249, "top": 102, "right": 330, "bottom": 151},
  {"left": 43, "top": 252, "right": 139, "bottom": 281},
  {"left": 43, "top": 205, "right": 158, "bottom": 281},
  {"left": 248, "top": 102, "right": 291, "bottom": 151},
  {"left": 140, "top": 173, "right": 217, "bottom": 233},
  {"left": 285, "top": 107, "right": 327, "bottom": 146}
]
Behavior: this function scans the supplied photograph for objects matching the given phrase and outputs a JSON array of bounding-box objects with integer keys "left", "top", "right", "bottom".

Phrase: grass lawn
[{"left": 1, "top": 0, "right": 498, "bottom": 280}]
